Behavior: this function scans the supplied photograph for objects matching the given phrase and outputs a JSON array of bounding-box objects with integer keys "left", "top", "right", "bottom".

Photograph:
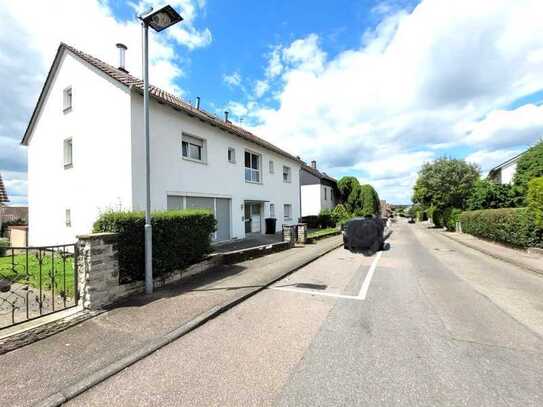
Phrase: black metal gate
[{"left": 0, "top": 243, "right": 78, "bottom": 330}]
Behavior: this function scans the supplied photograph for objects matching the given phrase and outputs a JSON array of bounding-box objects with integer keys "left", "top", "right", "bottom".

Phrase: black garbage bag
[{"left": 343, "top": 217, "right": 385, "bottom": 252}]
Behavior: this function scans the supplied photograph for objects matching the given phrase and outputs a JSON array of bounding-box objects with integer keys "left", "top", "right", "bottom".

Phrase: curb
[
  {"left": 34, "top": 237, "right": 344, "bottom": 407},
  {"left": 438, "top": 231, "right": 543, "bottom": 276}
]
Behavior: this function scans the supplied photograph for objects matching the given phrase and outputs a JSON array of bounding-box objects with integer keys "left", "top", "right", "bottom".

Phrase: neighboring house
[
  {"left": 1, "top": 206, "right": 28, "bottom": 223},
  {"left": 22, "top": 43, "right": 302, "bottom": 246},
  {"left": 0, "top": 173, "right": 8, "bottom": 234},
  {"left": 487, "top": 152, "right": 523, "bottom": 184},
  {"left": 301, "top": 160, "right": 338, "bottom": 217},
  {"left": 380, "top": 200, "right": 392, "bottom": 218}
]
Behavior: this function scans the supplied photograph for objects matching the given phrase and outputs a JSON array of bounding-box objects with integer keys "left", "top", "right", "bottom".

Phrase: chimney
[
  {"left": 196, "top": 96, "right": 201, "bottom": 110},
  {"left": 224, "top": 111, "right": 230, "bottom": 123},
  {"left": 311, "top": 160, "right": 317, "bottom": 169},
  {"left": 116, "top": 43, "right": 128, "bottom": 73}
]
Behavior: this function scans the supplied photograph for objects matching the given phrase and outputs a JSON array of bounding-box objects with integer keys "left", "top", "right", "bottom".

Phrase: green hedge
[
  {"left": 93, "top": 209, "right": 216, "bottom": 283},
  {"left": 443, "top": 208, "right": 462, "bottom": 231},
  {"left": 527, "top": 177, "right": 543, "bottom": 228},
  {"left": 460, "top": 208, "right": 542, "bottom": 249}
]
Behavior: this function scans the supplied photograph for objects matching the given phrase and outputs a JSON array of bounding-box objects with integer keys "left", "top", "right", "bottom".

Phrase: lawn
[
  {"left": 0, "top": 251, "right": 76, "bottom": 298},
  {"left": 307, "top": 227, "right": 340, "bottom": 239}
]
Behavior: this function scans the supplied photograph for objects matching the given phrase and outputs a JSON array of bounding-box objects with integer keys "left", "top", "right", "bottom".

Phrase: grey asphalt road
[{"left": 70, "top": 221, "right": 543, "bottom": 406}]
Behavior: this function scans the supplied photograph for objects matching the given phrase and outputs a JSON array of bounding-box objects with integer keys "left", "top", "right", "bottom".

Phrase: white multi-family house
[
  {"left": 22, "top": 43, "right": 302, "bottom": 246},
  {"left": 487, "top": 152, "right": 523, "bottom": 184},
  {"left": 300, "top": 161, "right": 338, "bottom": 217}
]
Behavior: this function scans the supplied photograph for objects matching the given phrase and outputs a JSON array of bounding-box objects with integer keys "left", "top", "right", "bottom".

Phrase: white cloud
[
  {"left": 254, "top": 80, "right": 270, "bottom": 98},
  {"left": 247, "top": 0, "right": 543, "bottom": 203},
  {"left": 223, "top": 72, "right": 242, "bottom": 88}
]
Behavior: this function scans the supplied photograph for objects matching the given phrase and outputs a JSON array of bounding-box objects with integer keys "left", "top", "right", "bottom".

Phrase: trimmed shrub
[
  {"left": 93, "top": 209, "right": 216, "bottom": 283},
  {"left": 460, "top": 208, "right": 542, "bottom": 249},
  {"left": 318, "top": 209, "right": 335, "bottom": 228},
  {"left": 0, "top": 238, "right": 8, "bottom": 257},
  {"left": 443, "top": 207, "right": 462, "bottom": 231},
  {"left": 301, "top": 215, "right": 320, "bottom": 229},
  {"left": 527, "top": 177, "right": 543, "bottom": 228}
]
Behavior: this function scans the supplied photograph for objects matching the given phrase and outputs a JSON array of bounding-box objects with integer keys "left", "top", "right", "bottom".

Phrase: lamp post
[{"left": 138, "top": 5, "right": 183, "bottom": 295}]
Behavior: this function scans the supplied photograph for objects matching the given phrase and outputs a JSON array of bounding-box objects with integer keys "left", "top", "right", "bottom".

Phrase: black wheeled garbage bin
[{"left": 265, "top": 218, "right": 277, "bottom": 234}]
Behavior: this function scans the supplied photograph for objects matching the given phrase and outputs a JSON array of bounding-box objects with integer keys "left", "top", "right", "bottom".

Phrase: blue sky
[{"left": 2, "top": 0, "right": 543, "bottom": 205}]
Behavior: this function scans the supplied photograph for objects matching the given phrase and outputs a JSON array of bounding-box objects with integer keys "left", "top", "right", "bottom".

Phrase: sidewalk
[
  {"left": 437, "top": 230, "right": 543, "bottom": 275},
  {"left": 0, "top": 236, "right": 343, "bottom": 407}
]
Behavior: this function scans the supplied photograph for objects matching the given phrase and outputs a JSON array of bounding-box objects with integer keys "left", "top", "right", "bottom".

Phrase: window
[
  {"left": 284, "top": 204, "right": 292, "bottom": 220},
  {"left": 245, "top": 151, "right": 261, "bottom": 183},
  {"left": 283, "top": 166, "right": 291, "bottom": 183},
  {"left": 270, "top": 203, "right": 275, "bottom": 218},
  {"left": 182, "top": 134, "right": 204, "bottom": 162},
  {"left": 64, "top": 138, "right": 73, "bottom": 168},
  {"left": 65, "top": 209, "right": 71, "bottom": 227},
  {"left": 228, "top": 147, "right": 236, "bottom": 163},
  {"left": 324, "top": 187, "right": 328, "bottom": 201},
  {"left": 269, "top": 160, "right": 274, "bottom": 174},
  {"left": 63, "top": 86, "right": 72, "bottom": 112}
]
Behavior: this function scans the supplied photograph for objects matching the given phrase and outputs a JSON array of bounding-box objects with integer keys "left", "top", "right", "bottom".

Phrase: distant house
[
  {"left": 1, "top": 206, "right": 28, "bottom": 223},
  {"left": 301, "top": 160, "right": 338, "bottom": 216},
  {"left": 0, "top": 173, "right": 8, "bottom": 206},
  {"left": 487, "top": 152, "right": 523, "bottom": 184},
  {"left": 380, "top": 200, "right": 392, "bottom": 218},
  {"left": 22, "top": 43, "right": 302, "bottom": 246}
]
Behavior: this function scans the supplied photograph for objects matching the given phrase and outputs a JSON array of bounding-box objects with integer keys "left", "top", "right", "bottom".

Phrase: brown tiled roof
[
  {"left": 0, "top": 173, "right": 8, "bottom": 203},
  {"left": 22, "top": 43, "right": 302, "bottom": 164}
]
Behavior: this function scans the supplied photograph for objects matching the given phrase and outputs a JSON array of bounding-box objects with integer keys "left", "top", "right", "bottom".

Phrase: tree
[
  {"left": 358, "top": 184, "right": 380, "bottom": 216},
  {"left": 466, "top": 179, "right": 521, "bottom": 210},
  {"left": 412, "top": 157, "right": 480, "bottom": 211},
  {"left": 337, "top": 176, "right": 360, "bottom": 211},
  {"left": 513, "top": 140, "right": 543, "bottom": 195}
]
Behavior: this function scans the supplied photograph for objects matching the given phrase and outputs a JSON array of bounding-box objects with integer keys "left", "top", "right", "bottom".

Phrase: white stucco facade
[
  {"left": 301, "top": 183, "right": 335, "bottom": 216},
  {"left": 25, "top": 47, "right": 301, "bottom": 246},
  {"left": 499, "top": 161, "right": 517, "bottom": 184}
]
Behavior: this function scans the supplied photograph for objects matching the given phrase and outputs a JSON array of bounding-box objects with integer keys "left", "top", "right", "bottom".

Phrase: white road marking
[
  {"left": 270, "top": 250, "right": 384, "bottom": 301},
  {"left": 358, "top": 251, "right": 383, "bottom": 300},
  {"left": 270, "top": 286, "right": 362, "bottom": 301}
]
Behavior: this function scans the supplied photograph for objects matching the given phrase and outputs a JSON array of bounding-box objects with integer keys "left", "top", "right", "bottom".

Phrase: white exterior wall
[
  {"left": 27, "top": 52, "right": 132, "bottom": 246},
  {"left": 301, "top": 184, "right": 321, "bottom": 216},
  {"left": 500, "top": 161, "right": 517, "bottom": 184},
  {"left": 302, "top": 183, "right": 335, "bottom": 217},
  {"left": 130, "top": 94, "right": 301, "bottom": 240}
]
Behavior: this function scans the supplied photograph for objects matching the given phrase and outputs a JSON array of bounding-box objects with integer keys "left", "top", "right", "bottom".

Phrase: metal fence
[{"left": 0, "top": 243, "right": 78, "bottom": 330}]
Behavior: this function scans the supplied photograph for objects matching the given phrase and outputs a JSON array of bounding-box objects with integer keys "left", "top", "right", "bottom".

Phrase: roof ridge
[
  {"left": 57, "top": 43, "right": 301, "bottom": 163},
  {"left": 0, "top": 173, "right": 9, "bottom": 203}
]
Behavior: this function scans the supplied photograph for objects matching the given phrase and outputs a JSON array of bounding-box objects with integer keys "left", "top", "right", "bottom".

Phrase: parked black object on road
[
  {"left": 265, "top": 218, "right": 277, "bottom": 234},
  {"left": 343, "top": 216, "right": 385, "bottom": 252}
]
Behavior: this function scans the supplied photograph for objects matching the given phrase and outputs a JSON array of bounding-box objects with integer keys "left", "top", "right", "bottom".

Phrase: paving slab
[{"left": 0, "top": 236, "right": 342, "bottom": 407}]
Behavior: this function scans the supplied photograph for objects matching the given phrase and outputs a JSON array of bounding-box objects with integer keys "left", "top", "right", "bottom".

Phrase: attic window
[{"left": 63, "top": 86, "right": 72, "bottom": 112}]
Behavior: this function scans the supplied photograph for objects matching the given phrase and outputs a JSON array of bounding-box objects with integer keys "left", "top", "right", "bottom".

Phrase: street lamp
[{"left": 138, "top": 5, "right": 183, "bottom": 295}]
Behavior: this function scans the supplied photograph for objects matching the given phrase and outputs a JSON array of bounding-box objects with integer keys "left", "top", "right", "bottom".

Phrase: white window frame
[
  {"left": 182, "top": 133, "right": 206, "bottom": 163},
  {"left": 228, "top": 147, "right": 236, "bottom": 163},
  {"left": 284, "top": 204, "right": 292, "bottom": 221},
  {"left": 283, "top": 166, "right": 291, "bottom": 183},
  {"left": 270, "top": 203, "right": 275, "bottom": 218},
  {"left": 245, "top": 150, "right": 261, "bottom": 183},
  {"left": 269, "top": 160, "right": 274, "bottom": 174},
  {"left": 63, "top": 86, "right": 72, "bottom": 112},
  {"left": 64, "top": 138, "right": 73, "bottom": 168},
  {"left": 65, "top": 209, "right": 72, "bottom": 227}
]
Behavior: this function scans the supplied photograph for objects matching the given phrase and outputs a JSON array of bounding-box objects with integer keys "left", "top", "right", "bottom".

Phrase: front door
[{"left": 244, "top": 203, "right": 261, "bottom": 233}]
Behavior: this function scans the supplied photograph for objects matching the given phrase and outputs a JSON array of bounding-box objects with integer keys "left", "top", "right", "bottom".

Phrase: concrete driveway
[{"left": 69, "top": 221, "right": 543, "bottom": 406}]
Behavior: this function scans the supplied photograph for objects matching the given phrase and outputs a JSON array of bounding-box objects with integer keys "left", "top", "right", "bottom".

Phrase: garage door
[{"left": 167, "top": 195, "right": 231, "bottom": 241}]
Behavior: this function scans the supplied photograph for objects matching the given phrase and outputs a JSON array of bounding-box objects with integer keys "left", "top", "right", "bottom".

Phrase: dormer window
[{"left": 63, "top": 86, "right": 72, "bottom": 112}]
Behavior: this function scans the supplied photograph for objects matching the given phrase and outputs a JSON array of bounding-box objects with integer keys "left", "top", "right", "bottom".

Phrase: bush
[
  {"left": 527, "top": 177, "right": 543, "bottom": 228},
  {"left": 301, "top": 215, "right": 320, "bottom": 229},
  {"left": 460, "top": 208, "right": 542, "bottom": 249},
  {"left": 513, "top": 141, "right": 543, "bottom": 195},
  {"left": 0, "top": 238, "right": 8, "bottom": 257},
  {"left": 443, "top": 208, "right": 462, "bottom": 231},
  {"left": 466, "top": 179, "right": 522, "bottom": 210},
  {"left": 331, "top": 204, "right": 350, "bottom": 223},
  {"left": 93, "top": 209, "right": 216, "bottom": 282},
  {"left": 318, "top": 209, "right": 336, "bottom": 228}
]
